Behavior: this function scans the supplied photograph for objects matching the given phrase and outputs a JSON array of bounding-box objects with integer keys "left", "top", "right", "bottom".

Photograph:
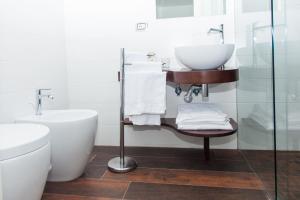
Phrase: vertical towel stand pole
[{"left": 107, "top": 48, "right": 138, "bottom": 173}]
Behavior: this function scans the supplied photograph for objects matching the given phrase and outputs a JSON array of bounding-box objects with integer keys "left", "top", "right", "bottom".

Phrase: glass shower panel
[
  {"left": 273, "top": 0, "right": 300, "bottom": 199},
  {"left": 236, "top": 0, "right": 276, "bottom": 199}
]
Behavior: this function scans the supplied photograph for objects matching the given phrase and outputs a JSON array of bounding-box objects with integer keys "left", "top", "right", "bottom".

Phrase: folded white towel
[
  {"left": 178, "top": 122, "right": 233, "bottom": 130},
  {"left": 178, "top": 119, "right": 230, "bottom": 126},
  {"left": 124, "top": 62, "right": 166, "bottom": 125},
  {"left": 125, "top": 52, "right": 148, "bottom": 63},
  {"left": 126, "top": 61, "right": 162, "bottom": 73},
  {"left": 176, "top": 103, "right": 232, "bottom": 130},
  {"left": 176, "top": 103, "right": 228, "bottom": 124},
  {"left": 129, "top": 115, "right": 161, "bottom": 126}
]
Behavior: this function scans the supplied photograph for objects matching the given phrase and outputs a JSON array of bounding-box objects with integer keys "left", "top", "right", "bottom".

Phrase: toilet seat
[{"left": 0, "top": 124, "right": 50, "bottom": 161}]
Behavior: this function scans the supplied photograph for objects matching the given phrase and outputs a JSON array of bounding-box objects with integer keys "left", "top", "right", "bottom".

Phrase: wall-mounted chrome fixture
[
  {"left": 202, "top": 84, "right": 209, "bottom": 97},
  {"left": 208, "top": 24, "right": 225, "bottom": 69},
  {"left": 147, "top": 52, "right": 156, "bottom": 61},
  {"left": 175, "top": 85, "right": 182, "bottom": 96},
  {"left": 184, "top": 85, "right": 197, "bottom": 103},
  {"left": 36, "top": 88, "right": 54, "bottom": 115},
  {"left": 208, "top": 24, "right": 224, "bottom": 44},
  {"left": 183, "top": 84, "right": 209, "bottom": 103}
]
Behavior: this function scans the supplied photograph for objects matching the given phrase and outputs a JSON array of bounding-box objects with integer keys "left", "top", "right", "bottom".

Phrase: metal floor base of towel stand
[{"left": 108, "top": 48, "right": 137, "bottom": 173}]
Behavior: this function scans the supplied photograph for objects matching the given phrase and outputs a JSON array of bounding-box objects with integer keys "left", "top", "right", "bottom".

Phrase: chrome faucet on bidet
[{"left": 36, "top": 88, "right": 54, "bottom": 115}]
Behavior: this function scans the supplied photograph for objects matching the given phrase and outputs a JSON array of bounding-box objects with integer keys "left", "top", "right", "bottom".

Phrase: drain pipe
[{"left": 202, "top": 84, "right": 209, "bottom": 98}]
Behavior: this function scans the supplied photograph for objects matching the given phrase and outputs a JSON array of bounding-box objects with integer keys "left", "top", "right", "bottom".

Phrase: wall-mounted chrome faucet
[
  {"left": 208, "top": 24, "right": 224, "bottom": 44},
  {"left": 183, "top": 84, "right": 209, "bottom": 103},
  {"left": 36, "top": 88, "right": 54, "bottom": 115}
]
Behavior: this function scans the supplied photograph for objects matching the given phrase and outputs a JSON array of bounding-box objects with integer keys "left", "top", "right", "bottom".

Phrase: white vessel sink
[{"left": 175, "top": 44, "right": 235, "bottom": 70}]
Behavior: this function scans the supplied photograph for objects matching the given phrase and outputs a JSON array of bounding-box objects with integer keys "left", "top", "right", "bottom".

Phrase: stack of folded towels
[{"left": 176, "top": 103, "right": 233, "bottom": 130}]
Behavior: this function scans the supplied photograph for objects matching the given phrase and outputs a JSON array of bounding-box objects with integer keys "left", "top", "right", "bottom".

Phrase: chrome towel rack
[{"left": 107, "top": 48, "right": 137, "bottom": 173}]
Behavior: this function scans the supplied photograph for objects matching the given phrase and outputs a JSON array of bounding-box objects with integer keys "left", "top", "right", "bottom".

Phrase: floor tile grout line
[
  {"left": 134, "top": 166, "right": 259, "bottom": 175},
  {"left": 89, "top": 165, "right": 254, "bottom": 176},
  {"left": 88, "top": 164, "right": 253, "bottom": 174},
  {"left": 240, "top": 150, "right": 270, "bottom": 199},
  {"left": 122, "top": 181, "right": 132, "bottom": 200},
  {"left": 90, "top": 154, "right": 245, "bottom": 162},
  {"left": 99, "top": 169, "right": 109, "bottom": 180}
]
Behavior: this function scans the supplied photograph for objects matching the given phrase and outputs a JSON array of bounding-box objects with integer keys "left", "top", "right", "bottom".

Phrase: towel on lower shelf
[
  {"left": 128, "top": 114, "right": 161, "bottom": 126},
  {"left": 126, "top": 61, "right": 162, "bottom": 73},
  {"left": 176, "top": 103, "right": 233, "bottom": 130},
  {"left": 124, "top": 61, "right": 166, "bottom": 125},
  {"left": 177, "top": 121, "right": 233, "bottom": 130}
]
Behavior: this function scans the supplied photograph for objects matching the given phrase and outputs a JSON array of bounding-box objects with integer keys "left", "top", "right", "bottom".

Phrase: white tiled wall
[
  {"left": 0, "top": 0, "right": 238, "bottom": 149},
  {"left": 0, "top": 165, "right": 2, "bottom": 200},
  {"left": 0, "top": 0, "right": 69, "bottom": 123},
  {"left": 65, "top": 0, "right": 238, "bottom": 149}
]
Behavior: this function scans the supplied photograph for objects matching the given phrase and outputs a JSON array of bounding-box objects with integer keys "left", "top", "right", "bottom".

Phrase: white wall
[
  {"left": 0, "top": 165, "right": 2, "bottom": 200},
  {"left": 0, "top": 0, "right": 69, "bottom": 123},
  {"left": 65, "top": 0, "right": 237, "bottom": 149}
]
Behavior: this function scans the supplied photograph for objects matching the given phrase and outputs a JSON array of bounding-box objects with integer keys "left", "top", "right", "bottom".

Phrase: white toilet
[{"left": 0, "top": 124, "right": 51, "bottom": 200}]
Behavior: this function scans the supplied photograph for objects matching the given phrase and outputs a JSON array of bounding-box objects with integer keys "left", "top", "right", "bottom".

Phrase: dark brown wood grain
[
  {"left": 81, "top": 165, "right": 107, "bottom": 179},
  {"left": 166, "top": 68, "right": 239, "bottom": 84},
  {"left": 124, "top": 182, "right": 267, "bottom": 200},
  {"left": 42, "top": 194, "right": 120, "bottom": 200},
  {"left": 130, "top": 156, "right": 252, "bottom": 172},
  {"left": 42, "top": 147, "right": 274, "bottom": 200},
  {"left": 118, "top": 68, "right": 239, "bottom": 84},
  {"left": 103, "top": 168, "right": 264, "bottom": 190},
  {"left": 44, "top": 179, "right": 128, "bottom": 199}
]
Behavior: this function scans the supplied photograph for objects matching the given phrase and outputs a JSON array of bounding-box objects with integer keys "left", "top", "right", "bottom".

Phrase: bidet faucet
[
  {"left": 36, "top": 88, "right": 54, "bottom": 115},
  {"left": 208, "top": 24, "right": 224, "bottom": 44}
]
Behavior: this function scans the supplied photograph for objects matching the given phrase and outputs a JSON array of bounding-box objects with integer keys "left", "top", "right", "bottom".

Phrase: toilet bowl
[{"left": 0, "top": 124, "right": 51, "bottom": 200}]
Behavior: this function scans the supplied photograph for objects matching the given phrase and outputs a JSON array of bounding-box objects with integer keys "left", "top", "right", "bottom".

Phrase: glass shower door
[
  {"left": 236, "top": 0, "right": 276, "bottom": 199},
  {"left": 272, "top": 0, "right": 300, "bottom": 199}
]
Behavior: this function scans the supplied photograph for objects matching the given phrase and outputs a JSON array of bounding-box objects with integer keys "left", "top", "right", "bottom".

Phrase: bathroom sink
[{"left": 175, "top": 44, "right": 235, "bottom": 70}]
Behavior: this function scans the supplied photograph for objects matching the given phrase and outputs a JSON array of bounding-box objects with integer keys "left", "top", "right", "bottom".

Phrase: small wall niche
[
  {"left": 242, "top": 0, "right": 270, "bottom": 13},
  {"left": 156, "top": 0, "right": 227, "bottom": 19},
  {"left": 156, "top": 0, "right": 194, "bottom": 19}
]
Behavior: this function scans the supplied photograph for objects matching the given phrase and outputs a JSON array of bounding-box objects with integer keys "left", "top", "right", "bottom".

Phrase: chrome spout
[
  {"left": 208, "top": 24, "right": 224, "bottom": 44},
  {"left": 184, "top": 85, "right": 195, "bottom": 103},
  {"left": 36, "top": 88, "right": 54, "bottom": 115},
  {"left": 184, "top": 85, "right": 209, "bottom": 103}
]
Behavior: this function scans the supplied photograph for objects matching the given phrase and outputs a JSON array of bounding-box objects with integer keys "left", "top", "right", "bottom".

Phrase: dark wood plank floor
[{"left": 43, "top": 146, "right": 268, "bottom": 200}]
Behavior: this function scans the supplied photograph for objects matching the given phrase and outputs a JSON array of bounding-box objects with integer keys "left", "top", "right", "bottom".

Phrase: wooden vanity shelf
[
  {"left": 123, "top": 118, "right": 238, "bottom": 160},
  {"left": 120, "top": 68, "right": 239, "bottom": 161},
  {"left": 166, "top": 68, "right": 239, "bottom": 84}
]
